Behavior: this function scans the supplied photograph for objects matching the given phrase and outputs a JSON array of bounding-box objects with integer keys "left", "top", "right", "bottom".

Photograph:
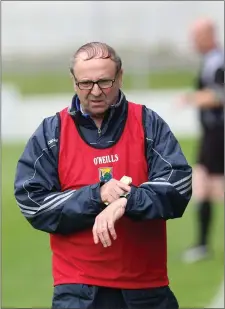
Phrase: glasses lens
[
  {"left": 79, "top": 82, "right": 93, "bottom": 90},
  {"left": 98, "top": 80, "right": 113, "bottom": 89}
]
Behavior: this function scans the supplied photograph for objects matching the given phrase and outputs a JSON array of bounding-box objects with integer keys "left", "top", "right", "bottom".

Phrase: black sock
[{"left": 197, "top": 200, "right": 212, "bottom": 247}]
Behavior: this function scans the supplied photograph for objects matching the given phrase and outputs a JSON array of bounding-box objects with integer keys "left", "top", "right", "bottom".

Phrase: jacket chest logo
[{"left": 99, "top": 167, "right": 113, "bottom": 182}]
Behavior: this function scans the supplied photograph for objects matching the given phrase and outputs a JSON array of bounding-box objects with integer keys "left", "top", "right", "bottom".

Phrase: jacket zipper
[{"left": 98, "top": 128, "right": 101, "bottom": 136}]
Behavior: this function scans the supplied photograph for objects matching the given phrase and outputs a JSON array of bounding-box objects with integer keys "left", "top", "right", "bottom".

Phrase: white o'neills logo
[{"left": 94, "top": 154, "right": 119, "bottom": 165}]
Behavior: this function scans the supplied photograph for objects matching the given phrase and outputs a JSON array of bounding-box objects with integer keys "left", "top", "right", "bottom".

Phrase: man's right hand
[{"left": 100, "top": 178, "right": 131, "bottom": 204}]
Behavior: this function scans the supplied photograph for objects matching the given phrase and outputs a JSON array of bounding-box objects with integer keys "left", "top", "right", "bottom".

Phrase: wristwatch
[{"left": 120, "top": 192, "right": 130, "bottom": 199}]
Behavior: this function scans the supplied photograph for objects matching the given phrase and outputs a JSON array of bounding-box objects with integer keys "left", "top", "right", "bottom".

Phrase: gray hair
[{"left": 69, "top": 42, "right": 122, "bottom": 77}]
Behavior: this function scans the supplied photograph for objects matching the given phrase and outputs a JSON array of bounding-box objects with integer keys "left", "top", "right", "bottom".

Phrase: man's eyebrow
[
  {"left": 78, "top": 80, "right": 93, "bottom": 82},
  {"left": 78, "top": 77, "right": 113, "bottom": 82}
]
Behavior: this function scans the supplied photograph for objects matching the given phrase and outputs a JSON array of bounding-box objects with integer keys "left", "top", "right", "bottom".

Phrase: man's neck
[{"left": 92, "top": 117, "right": 103, "bottom": 129}]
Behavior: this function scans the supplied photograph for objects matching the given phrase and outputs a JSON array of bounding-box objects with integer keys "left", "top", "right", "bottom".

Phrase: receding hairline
[
  {"left": 74, "top": 51, "right": 116, "bottom": 64},
  {"left": 69, "top": 42, "right": 122, "bottom": 76}
]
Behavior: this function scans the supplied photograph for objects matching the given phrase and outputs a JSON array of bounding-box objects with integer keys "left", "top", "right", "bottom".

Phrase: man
[
  {"left": 14, "top": 42, "right": 192, "bottom": 309},
  {"left": 179, "top": 18, "right": 224, "bottom": 263}
]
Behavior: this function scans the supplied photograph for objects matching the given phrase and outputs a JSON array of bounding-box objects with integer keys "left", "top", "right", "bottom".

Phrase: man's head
[
  {"left": 70, "top": 42, "right": 123, "bottom": 118},
  {"left": 190, "top": 18, "right": 218, "bottom": 54}
]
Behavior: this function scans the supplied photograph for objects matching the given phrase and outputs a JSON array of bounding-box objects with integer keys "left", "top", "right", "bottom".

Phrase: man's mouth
[{"left": 90, "top": 100, "right": 104, "bottom": 104}]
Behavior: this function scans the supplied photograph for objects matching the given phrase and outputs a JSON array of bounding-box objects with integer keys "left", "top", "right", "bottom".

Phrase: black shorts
[
  {"left": 52, "top": 284, "right": 179, "bottom": 309},
  {"left": 197, "top": 126, "right": 224, "bottom": 175}
]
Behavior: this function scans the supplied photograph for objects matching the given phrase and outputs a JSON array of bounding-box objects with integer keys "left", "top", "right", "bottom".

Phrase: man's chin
[{"left": 89, "top": 105, "right": 109, "bottom": 116}]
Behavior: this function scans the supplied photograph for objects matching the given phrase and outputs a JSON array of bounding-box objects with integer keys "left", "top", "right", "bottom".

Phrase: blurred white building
[{"left": 2, "top": 1, "right": 224, "bottom": 58}]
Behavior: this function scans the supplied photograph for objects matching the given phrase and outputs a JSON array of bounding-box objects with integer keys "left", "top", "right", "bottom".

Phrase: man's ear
[
  {"left": 118, "top": 69, "right": 123, "bottom": 88},
  {"left": 70, "top": 71, "right": 75, "bottom": 82},
  {"left": 70, "top": 72, "right": 77, "bottom": 91}
]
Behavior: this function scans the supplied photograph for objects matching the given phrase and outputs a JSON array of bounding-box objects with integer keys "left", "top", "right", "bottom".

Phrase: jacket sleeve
[
  {"left": 14, "top": 115, "right": 102, "bottom": 235},
  {"left": 125, "top": 106, "right": 192, "bottom": 220}
]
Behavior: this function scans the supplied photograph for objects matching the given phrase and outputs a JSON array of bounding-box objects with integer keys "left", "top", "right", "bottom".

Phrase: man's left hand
[{"left": 92, "top": 198, "right": 127, "bottom": 248}]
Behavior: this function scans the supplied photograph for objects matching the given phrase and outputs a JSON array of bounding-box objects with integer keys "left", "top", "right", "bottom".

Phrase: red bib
[{"left": 50, "top": 102, "right": 168, "bottom": 288}]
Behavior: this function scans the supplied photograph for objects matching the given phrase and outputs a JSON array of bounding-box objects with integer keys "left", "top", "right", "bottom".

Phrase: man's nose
[{"left": 91, "top": 83, "right": 102, "bottom": 96}]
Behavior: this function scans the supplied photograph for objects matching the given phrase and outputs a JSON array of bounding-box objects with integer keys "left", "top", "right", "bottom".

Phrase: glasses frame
[{"left": 74, "top": 76, "right": 117, "bottom": 90}]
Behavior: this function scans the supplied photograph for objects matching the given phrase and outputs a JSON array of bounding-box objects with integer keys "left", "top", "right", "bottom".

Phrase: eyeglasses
[{"left": 75, "top": 78, "right": 116, "bottom": 90}]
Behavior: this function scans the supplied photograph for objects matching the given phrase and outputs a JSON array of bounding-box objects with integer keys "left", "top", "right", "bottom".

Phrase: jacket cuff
[
  {"left": 125, "top": 185, "right": 138, "bottom": 212},
  {"left": 90, "top": 183, "right": 105, "bottom": 209}
]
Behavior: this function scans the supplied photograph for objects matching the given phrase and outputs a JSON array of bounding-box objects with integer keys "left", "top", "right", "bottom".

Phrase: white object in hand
[{"left": 104, "top": 175, "right": 132, "bottom": 205}]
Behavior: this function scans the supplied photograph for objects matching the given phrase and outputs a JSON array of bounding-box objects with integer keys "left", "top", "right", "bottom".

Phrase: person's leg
[
  {"left": 183, "top": 125, "right": 224, "bottom": 263},
  {"left": 193, "top": 164, "right": 213, "bottom": 248},
  {"left": 197, "top": 199, "right": 212, "bottom": 246},
  {"left": 197, "top": 174, "right": 224, "bottom": 247},
  {"left": 122, "top": 286, "right": 179, "bottom": 309},
  {"left": 210, "top": 175, "right": 224, "bottom": 203},
  {"left": 52, "top": 284, "right": 98, "bottom": 309},
  {"left": 182, "top": 164, "right": 212, "bottom": 263}
]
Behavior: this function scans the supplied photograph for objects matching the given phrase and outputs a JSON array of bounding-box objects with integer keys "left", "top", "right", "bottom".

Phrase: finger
[
  {"left": 107, "top": 178, "right": 117, "bottom": 186},
  {"left": 107, "top": 220, "right": 117, "bottom": 240},
  {"left": 112, "top": 187, "right": 124, "bottom": 200},
  {"left": 111, "top": 188, "right": 120, "bottom": 199},
  {"left": 116, "top": 182, "right": 131, "bottom": 193},
  {"left": 114, "top": 186, "right": 125, "bottom": 197},
  {"left": 107, "top": 193, "right": 118, "bottom": 204},
  {"left": 98, "top": 225, "right": 111, "bottom": 248},
  {"left": 92, "top": 223, "right": 99, "bottom": 244},
  {"left": 100, "top": 223, "right": 112, "bottom": 247}
]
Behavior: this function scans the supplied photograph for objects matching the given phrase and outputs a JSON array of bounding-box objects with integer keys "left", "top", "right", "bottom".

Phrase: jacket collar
[
  {"left": 68, "top": 90, "right": 125, "bottom": 116},
  {"left": 67, "top": 90, "right": 128, "bottom": 131}
]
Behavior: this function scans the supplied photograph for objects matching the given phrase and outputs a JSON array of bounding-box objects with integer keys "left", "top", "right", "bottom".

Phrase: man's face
[
  {"left": 72, "top": 55, "right": 123, "bottom": 117},
  {"left": 190, "top": 27, "right": 211, "bottom": 54}
]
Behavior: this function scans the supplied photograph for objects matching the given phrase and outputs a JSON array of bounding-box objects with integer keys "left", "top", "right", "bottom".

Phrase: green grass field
[
  {"left": 2, "top": 139, "right": 224, "bottom": 308},
  {"left": 3, "top": 70, "right": 195, "bottom": 95}
]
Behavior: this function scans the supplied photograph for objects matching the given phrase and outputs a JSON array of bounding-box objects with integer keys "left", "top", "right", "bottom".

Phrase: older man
[
  {"left": 14, "top": 42, "right": 192, "bottom": 309},
  {"left": 179, "top": 18, "right": 224, "bottom": 263}
]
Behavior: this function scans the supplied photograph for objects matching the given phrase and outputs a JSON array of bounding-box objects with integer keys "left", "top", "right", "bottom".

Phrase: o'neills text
[{"left": 93, "top": 154, "right": 119, "bottom": 165}]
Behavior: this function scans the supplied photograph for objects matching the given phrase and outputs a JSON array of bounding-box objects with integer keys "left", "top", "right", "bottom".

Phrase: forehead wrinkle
[{"left": 74, "top": 57, "right": 116, "bottom": 79}]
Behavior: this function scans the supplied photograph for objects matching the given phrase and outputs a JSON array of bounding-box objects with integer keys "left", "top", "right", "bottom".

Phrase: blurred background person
[{"left": 178, "top": 17, "right": 224, "bottom": 263}]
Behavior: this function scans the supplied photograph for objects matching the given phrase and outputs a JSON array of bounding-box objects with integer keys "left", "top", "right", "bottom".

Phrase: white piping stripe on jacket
[
  {"left": 145, "top": 137, "right": 191, "bottom": 195},
  {"left": 180, "top": 184, "right": 192, "bottom": 195},
  {"left": 18, "top": 202, "right": 39, "bottom": 211},
  {"left": 20, "top": 192, "right": 75, "bottom": 217},
  {"left": 140, "top": 174, "right": 192, "bottom": 195},
  {"left": 176, "top": 179, "right": 192, "bottom": 191},
  {"left": 39, "top": 191, "right": 75, "bottom": 211},
  {"left": 17, "top": 190, "right": 76, "bottom": 213},
  {"left": 22, "top": 144, "right": 57, "bottom": 207},
  {"left": 152, "top": 148, "right": 174, "bottom": 181},
  {"left": 44, "top": 190, "right": 71, "bottom": 202},
  {"left": 172, "top": 174, "right": 192, "bottom": 187}
]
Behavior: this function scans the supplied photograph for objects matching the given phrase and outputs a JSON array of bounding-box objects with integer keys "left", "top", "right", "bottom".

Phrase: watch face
[{"left": 120, "top": 193, "right": 129, "bottom": 199}]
